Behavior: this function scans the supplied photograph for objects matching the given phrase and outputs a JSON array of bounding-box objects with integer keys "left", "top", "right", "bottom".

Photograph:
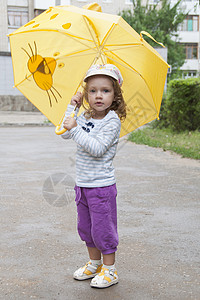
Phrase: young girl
[{"left": 62, "top": 64, "right": 126, "bottom": 288}]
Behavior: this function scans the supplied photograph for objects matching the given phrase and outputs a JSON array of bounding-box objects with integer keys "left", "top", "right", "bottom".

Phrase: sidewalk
[{"left": 0, "top": 111, "right": 51, "bottom": 126}]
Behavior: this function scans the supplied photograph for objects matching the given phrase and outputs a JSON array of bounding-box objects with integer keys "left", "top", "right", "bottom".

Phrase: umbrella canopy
[{"left": 9, "top": 3, "right": 169, "bottom": 137}]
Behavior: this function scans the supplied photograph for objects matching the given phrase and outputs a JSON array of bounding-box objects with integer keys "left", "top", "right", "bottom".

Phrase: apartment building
[
  {"left": 34, "top": 0, "right": 134, "bottom": 16},
  {"left": 0, "top": 0, "right": 34, "bottom": 96},
  {"left": 176, "top": 0, "right": 200, "bottom": 78}
]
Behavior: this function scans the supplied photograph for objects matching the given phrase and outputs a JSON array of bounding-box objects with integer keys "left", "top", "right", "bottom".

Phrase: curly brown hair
[{"left": 82, "top": 77, "right": 127, "bottom": 121}]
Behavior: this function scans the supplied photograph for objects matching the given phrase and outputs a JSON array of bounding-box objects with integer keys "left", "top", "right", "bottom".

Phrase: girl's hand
[
  {"left": 70, "top": 91, "right": 83, "bottom": 108},
  {"left": 63, "top": 116, "right": 77, "bottom": 130}
]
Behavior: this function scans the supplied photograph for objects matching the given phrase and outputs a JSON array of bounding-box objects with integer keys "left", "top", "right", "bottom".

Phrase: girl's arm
[
  {"left": 61, "top": 105, "right": 79, "bottom": 139},
  {"left": 61, "top": 92, "right": 82, "bottom": 139},
  {"left": 69, "top": 117, "right": 121, "bottom": 157}
]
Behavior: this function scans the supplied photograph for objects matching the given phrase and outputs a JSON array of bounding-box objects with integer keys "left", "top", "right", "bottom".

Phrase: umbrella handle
[
  {"left": 55, "top": 109, "right": 76, "bottom": 135},
  {"left": 55, "top": 125, "right": 67, "bottom": 135}
]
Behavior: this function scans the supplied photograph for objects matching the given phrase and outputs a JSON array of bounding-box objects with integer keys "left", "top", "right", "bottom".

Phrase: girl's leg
[
  {"left": 90, "top": 252, "right": 118, "bottom": 288},
  {"left": 73, "top": 187, "right": 102, "bottom": 281},
  {"left": 87, "top": 247, "right": 116, "bottom": 265},
  {"left": 87, "top": 246, "right": 101, "bottom": 260},
  {"left": 86, "top": 185, "right": 119, "bottom": 258},
  {"left": 103, "top": 252, "right": 115, "bottom": 266}
]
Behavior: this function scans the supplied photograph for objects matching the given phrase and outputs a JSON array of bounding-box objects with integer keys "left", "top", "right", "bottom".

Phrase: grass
[{"left": 128, "top": 127, "right": 200, "bottom": 160}]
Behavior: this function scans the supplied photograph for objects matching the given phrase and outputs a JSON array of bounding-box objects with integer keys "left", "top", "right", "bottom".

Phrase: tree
[{"left": 120, "top": 0, "right": 188, "bottom": 78}]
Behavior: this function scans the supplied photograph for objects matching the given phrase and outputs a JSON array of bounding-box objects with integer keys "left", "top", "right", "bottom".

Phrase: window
[
  {"left": 182, "top": 71, "right": 197, "bottom": 79},
  {"left": 184, "top": 43, "right": 198, "bottom": 59},
  {"left": 179, "top": 15, "right": 199, "bottom": 31},
  {"left": 8, "top": 7, "right": 28, "bottom": 27},
  {"left": 34, "top": 9, "right": 45, "bottom": 17}
]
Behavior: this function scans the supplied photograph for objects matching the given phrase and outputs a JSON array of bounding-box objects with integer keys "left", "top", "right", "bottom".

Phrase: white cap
[{"left": 84, "top": 64, "right": 123, "bottom": 86}]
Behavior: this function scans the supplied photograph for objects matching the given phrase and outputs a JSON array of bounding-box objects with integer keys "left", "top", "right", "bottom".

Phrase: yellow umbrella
[{"left": 9, "top": 2, "right": 169, "bottom": 137}]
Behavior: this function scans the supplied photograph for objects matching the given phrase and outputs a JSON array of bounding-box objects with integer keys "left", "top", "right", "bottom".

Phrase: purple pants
[{"left": 74, "top": 184, "right": 119, "bottom": 255}]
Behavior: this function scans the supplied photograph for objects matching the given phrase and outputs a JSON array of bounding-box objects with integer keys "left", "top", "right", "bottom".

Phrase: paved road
[
  {"left": 0, "top": 111, "right": 48, "bottom": 126},
  {"left": 0, "top": 126, "right": 200, "bottom": 300}
]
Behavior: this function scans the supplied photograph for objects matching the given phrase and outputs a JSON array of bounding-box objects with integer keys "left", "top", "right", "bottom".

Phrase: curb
[{"left": 0, "top": 123, "right": 54, "bottom": 127}]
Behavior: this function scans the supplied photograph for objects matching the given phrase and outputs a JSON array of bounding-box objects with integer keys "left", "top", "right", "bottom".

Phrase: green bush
[
  {"left": 153, "top": 78, "right": 200, "bottom": 132},
  {"left": 152, "top": 92, "right": 169, "bottom": 129}
]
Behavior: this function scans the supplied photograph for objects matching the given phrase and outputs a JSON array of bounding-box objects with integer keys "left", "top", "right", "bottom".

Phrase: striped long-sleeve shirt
[{"left": 61, "top": 105, "right": 121, "bottom": 187}]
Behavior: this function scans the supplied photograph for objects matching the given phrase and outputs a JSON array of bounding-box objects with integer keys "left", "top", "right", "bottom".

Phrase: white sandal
[
  {"left": 73, "top": 261, "right": 102, "bottom": 281},
  {"left": 90, "top": 267, "right": 119, "bottom": 288}
]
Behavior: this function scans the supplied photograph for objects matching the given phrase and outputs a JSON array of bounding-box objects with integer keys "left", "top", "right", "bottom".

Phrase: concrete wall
[
  {"left": 0, "top": 0, "right": 8, "bottom": 52},
  {"left": 8, "top": 0, "right": 28, "bottom": 5},
  {"left": 179, "top": 31, "right": 199, "bottom": 44},
  {"left": 0, "top": 95, "right": 38, "bottom": 111},
  {"left": 0, "top": 54, "right": 21, "bottom": 96},
  {"left": 34, "top": 0, "right": 70, "bottom": 9},
  {"left": 0, "top": 53, "right": 37, "bottom": 111},
  {"left": 182, "top": 59, "right": 199, "bottom": 71}
]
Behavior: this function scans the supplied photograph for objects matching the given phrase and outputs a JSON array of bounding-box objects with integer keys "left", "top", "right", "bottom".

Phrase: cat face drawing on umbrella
[{"left": 22, "top": 41, "right": 62, "bottom": 107}]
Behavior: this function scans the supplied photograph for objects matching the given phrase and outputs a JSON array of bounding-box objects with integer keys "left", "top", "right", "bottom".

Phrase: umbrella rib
[
  {"left": 14, "top": 74, "right": 32, "bottom": 88},
  {"left": 81, "top": 16, "right": 105, "bottom": 65},
  {"left": 83, "top": 15, "right": 100, "bottom": 46},
  {"left": 101, "top": 23, "right": 116, "bottom": 49},
  {"left": 11, "top": 29, "right": 97, "bottom": 53},
  {"left": 82, "top": 15, "right": 99, "bottom": 51},
  {"left": 104, "top": 43, "right": 141, "bottom": 47},
  {"left": 97, "top": 23, "right": 117, "bottom": 65},
  {"left": 56, "top": 48, "right": 97, "bottom": 61},
  {"left": 9, "top": 28, "right": 93, "bottom": 43},
  {"left": 100, "top": 24, "right": 142, "bottom": 62},
  {"left": 102, "top": 51, "right": 140, "bottom": 76},
  {"left": 103, "top": 44, "right": 141, "bottom": 53},
  {"left": 100, "top": 23, "right": 132, "bottom": 65},
  {"left": 93, "top": 54, "right": 104, "bottom": 65},
  {"left": 60, "top": 30, "right": 98, "bottom": 53}
]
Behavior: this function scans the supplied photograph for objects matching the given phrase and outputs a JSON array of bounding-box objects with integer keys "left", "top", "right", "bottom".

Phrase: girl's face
[{"left": 87, "top": 75, "right": 115, "bottom": 119}]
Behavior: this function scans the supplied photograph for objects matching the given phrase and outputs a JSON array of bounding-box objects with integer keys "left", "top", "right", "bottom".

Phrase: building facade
[
  {"left": 0, "top": 0, "right": 34, "bottom": 96},
  {"left": 175, "top": 0, "right": 200, "bottom": 78}
]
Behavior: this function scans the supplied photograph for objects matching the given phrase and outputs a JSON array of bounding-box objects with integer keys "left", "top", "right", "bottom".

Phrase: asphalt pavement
[{"left": 0, "top": 112, "right": 200, "bottom": 300}]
